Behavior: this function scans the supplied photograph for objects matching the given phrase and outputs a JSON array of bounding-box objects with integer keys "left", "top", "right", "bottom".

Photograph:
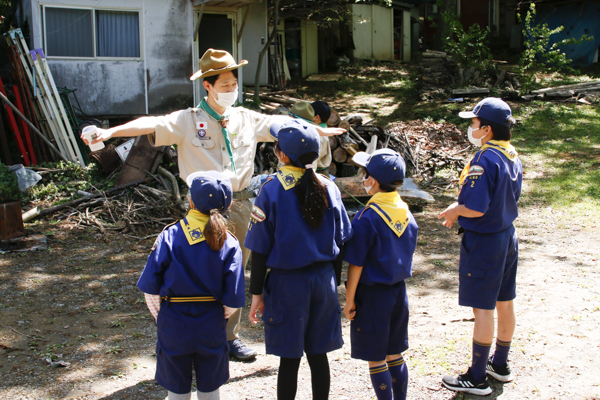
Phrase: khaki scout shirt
[
  {"left": 151, "top": 106, "right": 290, "bottom": 192},
  {"left": 316, "top": 136, "right": 332, "bottom": 169}
]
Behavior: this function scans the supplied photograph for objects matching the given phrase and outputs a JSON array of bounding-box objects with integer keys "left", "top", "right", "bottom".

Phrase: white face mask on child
[
  {"left": 362, "top": 175, "right": 374, "bottom": 195},
  {"left": 467, "top": 126, "right": 487, "bottom": 147}
]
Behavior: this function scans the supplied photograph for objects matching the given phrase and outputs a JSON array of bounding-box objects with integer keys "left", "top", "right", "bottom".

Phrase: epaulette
[
  {"left": 150, "top": 220, "right": 178, "bottom": 251},
  {"left": 257, "top": 175, "right": 275, "bottom": 197}
]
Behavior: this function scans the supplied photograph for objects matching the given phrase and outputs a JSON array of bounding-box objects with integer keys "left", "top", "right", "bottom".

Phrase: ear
[{"left": 202, "top": 80, "right": 212, "bottom": 92}]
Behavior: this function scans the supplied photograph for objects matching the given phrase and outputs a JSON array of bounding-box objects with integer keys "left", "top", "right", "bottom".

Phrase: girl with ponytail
[
  {"left": 137, "top": 171, "right": 245, "bottom": 400},
  {"left": 245, "top": 120, "right": 353, "bottom": 400}
]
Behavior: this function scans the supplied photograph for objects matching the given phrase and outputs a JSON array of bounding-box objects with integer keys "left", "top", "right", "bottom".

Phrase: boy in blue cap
[
  {"left": 137, "top": 171, "right": 246, "bottom": 400},
  {"left": 343, "top": 149, "right": 419, "bottom": 400},
  {"left": 245, "top": 119, "right": 353, "bottom": 400},
  {"left": 439, "top": 98, "right": 522, "bottom": 395}
]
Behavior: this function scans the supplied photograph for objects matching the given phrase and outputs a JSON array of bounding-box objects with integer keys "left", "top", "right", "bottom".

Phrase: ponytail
[
  {"left": 293, "top": 154, "right": 329, "bottom": 228},
  {"left": 204, "top": 209, "right": 228, "bottom": 251}
]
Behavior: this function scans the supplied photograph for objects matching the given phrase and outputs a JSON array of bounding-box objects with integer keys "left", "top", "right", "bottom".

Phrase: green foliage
[
  {"left": 518, "top": 3, "right": 593, "bottom": 91},
  {"left": 440, "top": 12, "right": 494, "bottom": 73},
  {"left": 0, "top": 163, "right": 21, "bottom": 202}
]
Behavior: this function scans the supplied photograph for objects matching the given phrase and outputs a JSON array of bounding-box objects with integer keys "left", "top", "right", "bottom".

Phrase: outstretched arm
[{"left": 80, "top": 116, "right": 159, "bottom": 146}]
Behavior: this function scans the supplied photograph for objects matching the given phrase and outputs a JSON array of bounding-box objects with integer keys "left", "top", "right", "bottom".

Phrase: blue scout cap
[
  {"left": 458, "top": 97, "right": 513, "bottom": 127},
  {"left": 352, "top": 148, "right": 406, "bottom": 185},
  {"left": 270, "top": 119, "right": 320, "bottom": 165},
  {"left": 185, "top": 171, "right": 233, "bottom": 214}
]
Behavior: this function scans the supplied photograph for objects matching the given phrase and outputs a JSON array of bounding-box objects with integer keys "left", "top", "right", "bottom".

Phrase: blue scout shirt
[
  {"left": 344, "top": 191, "right": 418, "bottom": 286},
  {"left": 458, "top": 141, "right": 523, "bottom": 234},
  {"left": 137, "top": 211, "right": 245, "bottom": 308},
  {"left": 245, "top": 166, "right": 353, "bottom": 269}
]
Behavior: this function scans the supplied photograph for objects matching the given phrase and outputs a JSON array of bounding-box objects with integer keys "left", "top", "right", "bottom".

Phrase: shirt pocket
[
  {"left": 231, "top": 131, "right": 252, "bottom": 149},
  {"left": 192, "top": 136, "right": 215, "bottom": 150}
]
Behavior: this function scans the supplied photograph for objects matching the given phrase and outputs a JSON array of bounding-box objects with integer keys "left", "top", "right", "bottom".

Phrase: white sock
[
  {"left": 168, "top": 391, "right": 192, "bottom": 400},
  {"left": 196, "top": 388, "right": 220, "bottom": 400}
]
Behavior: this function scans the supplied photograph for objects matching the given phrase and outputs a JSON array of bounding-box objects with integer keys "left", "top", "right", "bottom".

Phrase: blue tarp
[{"left": 534, "top": 2, "right": 600, "bottom": 67}]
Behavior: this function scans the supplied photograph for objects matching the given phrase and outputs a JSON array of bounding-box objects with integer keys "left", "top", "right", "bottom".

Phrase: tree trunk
[{"left": 254, "top": 0, "right": 280, "bottom": 102}]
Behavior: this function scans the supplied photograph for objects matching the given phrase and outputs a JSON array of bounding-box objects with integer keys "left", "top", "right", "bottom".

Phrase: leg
[
  {"left": 225, "top": 199, "right": 257, "bottom": 360},
  {"left": 386, "top": 354, "right": 408, "bottom": 400},
  {"left": 471, "top": 308, "right": 494, "bottom": 381},
  {"left": 196, "top": 389, "right": 220, "bottom": 400},
  {"left": 368, "top": 360, "right": 393, "bottom": 400},
  {"left": 278, "top": 357, "right": 301, "bottom": 400},
  {"left": 306, "top": 353, "right": 330, "bottom": 400},
  {"left": 487, "top": 300, "right": 515, "bottom": 382},
  {"left": 168, "top": 392, "right": 191, "bottom": 400}
]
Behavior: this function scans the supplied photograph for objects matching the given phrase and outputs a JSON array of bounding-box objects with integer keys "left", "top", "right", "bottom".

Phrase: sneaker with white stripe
[
  {"left": 486, "top": 359, "right": 514, "bottom": 382},
  {"left": 442, "top": 368, "right": 493, "bottom": 396}
]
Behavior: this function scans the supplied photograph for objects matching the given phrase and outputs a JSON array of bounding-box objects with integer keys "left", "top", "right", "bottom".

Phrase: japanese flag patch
[
  {"left": 196, "top": 121, "right": 208, "bottom": 130},
  {"left": 467, "top": 165, "right": 485, "bottom": 177},
  {"left": 251, "top": 205, "right": 266, "bottom": 223}
]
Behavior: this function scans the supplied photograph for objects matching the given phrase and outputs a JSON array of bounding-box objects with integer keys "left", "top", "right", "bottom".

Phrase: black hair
[
  {"left": 478, "top": 117, "right": 513, "bottom": 141},
  {"left": 275, "top": 141, "right": 329, "bottom": 228},
  {"left": 203, "top": 68, "right": 239, "bottom": 87},
  {"left": 364, "top": 170, "right": 403, "bottom": 193},
  {"left": 204, "top": 209, "right": 228, "bottom": 251},
  {"left": 311, "top": 101, "right": 331, "bottom": 123}
]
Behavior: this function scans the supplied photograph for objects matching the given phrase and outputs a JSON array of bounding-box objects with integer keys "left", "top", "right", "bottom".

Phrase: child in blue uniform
[
  {"left": 343, "top": 149, "right": 419, "bottom": 400},
  {"left": 245, "top": 119, "right": 353, "bottom": 400},
  {"left": 439, "top": 98, "right": 522, "bottom": 396},
  {"left": 137, "top": 171, "right": 246, "bottom": 400}
]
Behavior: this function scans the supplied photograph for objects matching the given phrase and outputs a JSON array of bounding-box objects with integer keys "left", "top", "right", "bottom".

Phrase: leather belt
[{"left": 232, "top": 191, "right": 255, "bottom": 201}]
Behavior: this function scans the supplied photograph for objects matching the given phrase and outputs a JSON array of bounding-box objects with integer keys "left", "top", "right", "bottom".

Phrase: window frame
[{"left": 41, "top": 4, "right": 143, "bottom": 61}]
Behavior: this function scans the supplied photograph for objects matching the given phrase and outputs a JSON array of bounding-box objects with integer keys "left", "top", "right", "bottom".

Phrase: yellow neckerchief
[
  {"left": 361, "top": 191, "right": 410, "bottom": 237},
  {"left": 459, "top": 140, "right": 518, "bottom": 186},
  {"left": 276, "top": 165, "right": 305, "bottom": 190},
  {"left": 179, "top": 209, "right": 209, "bottom": 245}
]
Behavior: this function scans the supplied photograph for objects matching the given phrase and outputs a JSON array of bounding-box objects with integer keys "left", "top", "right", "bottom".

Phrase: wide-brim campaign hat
[
  {"left": 458, "top": 97, "right": 513, "bottom": 127},
  {"left": 186, "top": 171, "right": 233, "bottom": 214},
  {"left": 289, "top": 101, "right": 316, "bottom": 124},
  {"left": 353, "top": 148, "right": 406, "bottom": 185},
  {"left": 270, "top": 119, "right": 320, "bottom": 165},
  {"left": 190, "top": 49, "right": 248, "bottom": 81}
]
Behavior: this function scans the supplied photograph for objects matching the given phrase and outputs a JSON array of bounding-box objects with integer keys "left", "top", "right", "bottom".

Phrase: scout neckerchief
[
  {"left": 361, "top": 191, "right": 410, "bottom": 237},
  {"left": 199, "top": 98, "right": 236, "bottom": 173},
  {"left": 179, "top": 209, "right": 209, "bottom": 245},
  {"left": 276, "top": 165, "right": 305, "bottom": 190},
  {"left": 459, "top": 140, "right": 518, "bottom": 186}
]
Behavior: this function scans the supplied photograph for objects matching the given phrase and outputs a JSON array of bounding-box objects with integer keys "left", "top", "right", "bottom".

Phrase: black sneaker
[
  {"left": 228, "top": 339, "right": 257, "bottom": 361},
  {"left": 442, "top": 368, "right": 492, "bottom": 396},
  {"left": 486, "top": 359, "right": 513, "bottom": 382}
]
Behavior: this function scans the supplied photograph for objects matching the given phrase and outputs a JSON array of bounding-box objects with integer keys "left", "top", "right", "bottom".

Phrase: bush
[{"left": 0, "top": 164, "right": 21, "bottom": 202}]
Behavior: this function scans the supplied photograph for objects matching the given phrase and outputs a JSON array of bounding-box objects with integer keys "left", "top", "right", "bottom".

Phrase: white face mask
[
  {"left": 210, "top": 88, "right": 238, "bottom": 108},
  {"left": 468, "top": 126, "right": 487, "bottom": 147},
  {"left": 362, "top": 175, "right": 374, "bottom": 195}
]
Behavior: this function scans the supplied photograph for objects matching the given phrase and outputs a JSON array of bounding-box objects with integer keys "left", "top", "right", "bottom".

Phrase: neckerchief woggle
[
  {"left": 199, "top": 98, "right": 236, "bottom": 173},
  {"left": 180, "top": 209, "right": 210, "bottom": 245},
  {"left": 361, "top": 191, "right": 410, "bottom": 237},
  {"left": 459, "top": 140, "right": 518, "bottom": 186},
  {"left": 276, "top": 165, "right": 305, "bottom": 190}
]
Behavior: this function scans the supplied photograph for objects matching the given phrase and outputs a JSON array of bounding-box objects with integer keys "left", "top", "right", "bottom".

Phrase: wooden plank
[
  {"left": 115, "top": 135, "right": 164, "bottom": 187},
  {"left": 335, "top": 177, "right": 434, "bottom": 202},
  {"left": 531, "top": 80, "right": 600, "bottom": 94},
  {"left": 451, "top": 88, "right": 490, "bottom": 96}
]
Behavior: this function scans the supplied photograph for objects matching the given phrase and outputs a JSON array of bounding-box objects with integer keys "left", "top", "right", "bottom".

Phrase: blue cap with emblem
[
  {"left": 186, "top": 171, "right": 233, "bottom": 214},
  {"left": 352, "top": 148, "right": 406, "bottom": 185},
  {"left": 458, "top": 97, "right": 513, "bottom": 127},
  {"left": 270, "top": 119, "right": 320, "bottom": 165}
]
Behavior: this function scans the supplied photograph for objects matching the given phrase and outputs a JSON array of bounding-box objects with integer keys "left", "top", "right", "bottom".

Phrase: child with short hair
[
  {"left": 137, "top": 171, "right": 245, "bottom": 400},
  {"left": 245, "top": 119, "right": 353, "bottom": 400},
  {"left": 439, "top": 97, "right": 522, "bottom": 396},
  {"left": 343, "top": 149, "right": 419, "bottom": 400}
]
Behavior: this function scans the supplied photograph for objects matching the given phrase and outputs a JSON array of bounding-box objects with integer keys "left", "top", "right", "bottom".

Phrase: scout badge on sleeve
[{"left": 251, "top": 205, "right": 265, "bottom": 223}]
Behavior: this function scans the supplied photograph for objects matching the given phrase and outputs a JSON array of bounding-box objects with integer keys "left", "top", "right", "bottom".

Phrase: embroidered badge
[
  {"left": 467, "top": 165, "right": 485, "bottom": 177},
  {"left": 394, "top": 219, "right": 407, "bottom": 234},
  {"left": 189, "top": 228, "right": 204, "bottom": 241},
  {"left": 197, "top": 129, "right": 207, "bottom": 138},
  {"left": 251, "top": 205, "right": 266, "bottom": 223},
  {"left": 283, "top": 173, "right": 297, "bottom": 187},
  {"left": 196, "top": 121, "right": 208, "bottom": 130}
]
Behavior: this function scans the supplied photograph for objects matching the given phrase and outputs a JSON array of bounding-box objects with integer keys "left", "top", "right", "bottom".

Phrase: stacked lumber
[
  {"left": 243, "top": 89, "right": 300, "bottom": 112},
  {"left": 525, "top": 80, "right": 600, "bottom": 103},
  {"left": 2, "top": 28, "right": 86, "bottom": 166}
]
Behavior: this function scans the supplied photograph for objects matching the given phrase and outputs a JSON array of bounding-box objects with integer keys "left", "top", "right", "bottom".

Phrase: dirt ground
[{"left": 1, "top": 163, "right": 599, "bottom": 400}]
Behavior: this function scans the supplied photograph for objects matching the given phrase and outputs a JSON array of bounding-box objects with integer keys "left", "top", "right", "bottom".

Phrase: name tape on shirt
[{"left": 251, "top": 205, "right": 266, "bottom": 223}]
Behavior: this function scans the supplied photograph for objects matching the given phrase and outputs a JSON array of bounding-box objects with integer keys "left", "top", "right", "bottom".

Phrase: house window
[{"left": 43, "top": 7, "right": 140, "bottom": 58}]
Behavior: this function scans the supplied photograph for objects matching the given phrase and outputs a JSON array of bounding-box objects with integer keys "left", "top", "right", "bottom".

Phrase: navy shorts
[
  {"left": 155, "top": 302, "right": 229, "bottom": 394},
  {"left": 261, "top": 262, "right": 343, "bottom": 359},
  {"left": 350, "top": 281, "right": 409, "bottom": 362},
  {"left": 458, "top": 225, "right": 519, "bottom": 310}
]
